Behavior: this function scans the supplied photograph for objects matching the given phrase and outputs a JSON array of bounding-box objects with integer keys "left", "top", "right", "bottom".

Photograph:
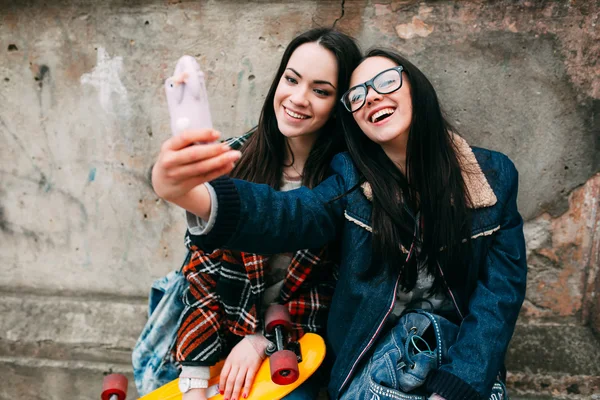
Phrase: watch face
[{"left": 178, "top": 378, "right": 190, "bottom": 393}]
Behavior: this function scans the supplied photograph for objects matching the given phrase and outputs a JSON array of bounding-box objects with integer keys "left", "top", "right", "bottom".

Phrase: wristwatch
[{"left": 178, "top": 377, "right": 209, "bottom": 393}]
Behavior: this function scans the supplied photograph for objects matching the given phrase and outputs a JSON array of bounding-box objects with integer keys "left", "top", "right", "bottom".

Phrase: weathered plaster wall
[
  {"left": 0, "top": 1, "right": 598, "bottom": 399},
  {"left": 522, "top": 174, "right": 599, "bottom": 323}
]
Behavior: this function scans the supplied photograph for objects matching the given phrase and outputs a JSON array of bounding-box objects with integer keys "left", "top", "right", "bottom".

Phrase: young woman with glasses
[
  {"left": 150, "top": 28, "right": 361, "bottom": 400},
  {"left": 152, "top": 48, "right": 527, "bottom": 400}
]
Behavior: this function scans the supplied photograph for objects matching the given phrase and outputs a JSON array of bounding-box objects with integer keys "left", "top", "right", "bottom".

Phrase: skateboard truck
[
  {"left": 265, "top": 335, "right": 302, "bottom": 362},
  {"left": 264, "top": 304, "right": 301, "bottom": 385}
]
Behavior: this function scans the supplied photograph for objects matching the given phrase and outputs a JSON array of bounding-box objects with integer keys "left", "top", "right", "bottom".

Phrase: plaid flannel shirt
[
  {"left": 175, "top": 130, "right": 338, "bottom": 366},
  {"left": 222, "top": 130, "right": 253, "bottom": 149},
  {"left": 176, "top": 246, "right": 337, "bottom": 366}
]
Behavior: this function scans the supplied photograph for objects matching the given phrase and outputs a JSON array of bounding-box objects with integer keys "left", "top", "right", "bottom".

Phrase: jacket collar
[{"left": 360, "top": 135, "right": 497, "bottom": 209}]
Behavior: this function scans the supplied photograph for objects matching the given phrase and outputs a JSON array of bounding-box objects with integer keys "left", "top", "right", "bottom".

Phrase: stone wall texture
[{"left": 0, "top": 0, "right": 598, "bottom": 399}]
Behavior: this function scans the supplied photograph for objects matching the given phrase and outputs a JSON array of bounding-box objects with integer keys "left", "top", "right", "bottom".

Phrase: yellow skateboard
[
  {"left": 102, "top": 306, "right": 326, "bottom": 400},
  {"left": 139, "top": 332, "right": 325, "bottom": 400}
]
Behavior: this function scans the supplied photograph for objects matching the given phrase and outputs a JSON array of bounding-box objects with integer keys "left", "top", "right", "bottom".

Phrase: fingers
[
  {"left": 200, "top": 162, "right": 237, "bottom": 184},
  {"left": 161, "top": 142, "right": 230, "bottom": 168},
  {"left": 167, "top": 129, "right": 221, "bottom": 151},
  {"left": 160, "top": 141, "right": 235, "bottom": 171},
  {"left": 166, "top": 150, "right": 241, "bottom": 182},
  {"left": 230, "top": 368, "right": 247, "bottom": 400},
  {"left": 224, "top": 365, "right": 239, "bottom": 400},
  {"left": 219, "top": 362, "right": 232, "bottom": 396},
  {"left": 225, "top": 363, "right": 258, "bottom": 400},
  {"left": 220, "top": 339, "right": 264, "bottom": 400},
  {"left": 242, "top": 367, "right": 257, "bottom": 399}
]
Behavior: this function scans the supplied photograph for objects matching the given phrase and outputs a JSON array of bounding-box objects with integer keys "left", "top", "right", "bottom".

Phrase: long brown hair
[
  {"left": 339, "top": 49, "right": 472, "bottom": 293},
  {"left": 231, "top": 28, "right": 362, "bottom": 189}
]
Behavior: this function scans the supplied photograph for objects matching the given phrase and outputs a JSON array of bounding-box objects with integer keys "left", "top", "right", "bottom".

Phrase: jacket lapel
[{"left": 359, "top": 135, "right": 497, "bottom": 209}]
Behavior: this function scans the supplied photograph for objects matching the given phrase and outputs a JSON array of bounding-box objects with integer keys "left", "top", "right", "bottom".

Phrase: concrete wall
[{"left": 0, "top": 0, "right": 598, "bottom": 399}]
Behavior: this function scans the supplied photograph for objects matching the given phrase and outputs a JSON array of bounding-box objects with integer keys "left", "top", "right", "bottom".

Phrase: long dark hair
[
  {"left": 231, "top": 28, "right": 362, "bottom": 189},
  {"left": 339, "top": 49, "right": 472, "bottom": 292}
]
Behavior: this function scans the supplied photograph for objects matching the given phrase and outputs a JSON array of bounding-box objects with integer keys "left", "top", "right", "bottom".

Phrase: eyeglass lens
[{"left": 344, "top": 68, "right": 402, "bottom": 112}]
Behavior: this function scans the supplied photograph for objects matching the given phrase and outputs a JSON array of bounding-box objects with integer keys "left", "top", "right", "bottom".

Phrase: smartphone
[{"left": 164, "top": 55, "right": 213, "bottom": 137}]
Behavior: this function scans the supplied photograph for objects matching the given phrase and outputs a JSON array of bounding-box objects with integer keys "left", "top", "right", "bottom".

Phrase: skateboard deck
[{"left": 139, "top": 332, "right": 326, "bottom": 400}]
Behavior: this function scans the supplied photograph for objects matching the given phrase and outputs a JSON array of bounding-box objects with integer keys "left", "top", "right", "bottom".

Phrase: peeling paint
[
  {"left": 523, "top": 217, "right": 552, "bottom": 257},
  {"left": 374, "top": 4, "right": 392, "bottom": 16},
  {"left": 523, "top": 174, "right": 600, "bottom": 321},
  {"left": 395, "top": 16, "right": 434, "bottom": 39}
]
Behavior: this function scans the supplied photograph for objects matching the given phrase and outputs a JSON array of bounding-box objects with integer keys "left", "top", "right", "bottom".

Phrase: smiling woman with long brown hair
[{"left": 150, "top": 28, "right": 361, "bottom": 400}]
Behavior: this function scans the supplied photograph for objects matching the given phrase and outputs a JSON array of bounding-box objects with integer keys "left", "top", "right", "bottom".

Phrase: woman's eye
[
  {"left": 380, "top": 79, "right": 396, "bottom": 87},
  {"left": 285, "top": 76, "right": 298, "bottom": 84},
  {"left": 314, "top": 88, "right": 330, "bottom": 96},
  {"left": 351, "top": 93, "right": 363, "bottom": 103}
]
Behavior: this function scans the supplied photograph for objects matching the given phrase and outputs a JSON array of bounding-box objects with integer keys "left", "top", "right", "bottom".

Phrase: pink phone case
[{"left": 165, "top": 55, "right": 213, "bottom": 136}]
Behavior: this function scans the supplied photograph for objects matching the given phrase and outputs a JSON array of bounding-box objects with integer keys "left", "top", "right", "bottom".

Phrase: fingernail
[
  {"left": 220, "top": 390, "right": 224, "bottom": 395},
  {"left": 243, "top": 393, "right": 248, "bottom": 398},
  {"left": 222, "top": 143, "right": 231, "bottom": 151},
  {"left": 212, "top": 130, "right": 221, "bottom": 138},
  {"left": 229, "top": 151, "right": 242, "bottom": 160}
]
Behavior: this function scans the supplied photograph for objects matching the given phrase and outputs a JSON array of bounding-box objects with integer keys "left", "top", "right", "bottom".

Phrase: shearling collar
[{"left": 360, "top": 135, "right": 497, "bottom": 209}]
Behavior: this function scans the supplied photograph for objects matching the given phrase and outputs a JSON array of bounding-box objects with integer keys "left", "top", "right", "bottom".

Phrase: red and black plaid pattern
[{"left": 175, "top": 245, "right": 337, "bottom": 366}]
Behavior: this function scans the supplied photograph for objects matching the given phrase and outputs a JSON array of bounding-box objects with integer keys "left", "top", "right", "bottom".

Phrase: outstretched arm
[{"left": 188, "top": 153, "right": 354, "bottom": 255}]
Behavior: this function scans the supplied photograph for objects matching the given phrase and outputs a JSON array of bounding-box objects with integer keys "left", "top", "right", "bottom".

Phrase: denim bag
[
  {"left": 342, "top": 310, "right": 508, "bottom": 400},
  {"left": 132, "top": 269, "right": 188, "bottom": 395}
]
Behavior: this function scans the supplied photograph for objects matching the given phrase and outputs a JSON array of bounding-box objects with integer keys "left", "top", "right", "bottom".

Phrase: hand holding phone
[{"left": 154, "top": 55, "right": 239, "bottom": 216}]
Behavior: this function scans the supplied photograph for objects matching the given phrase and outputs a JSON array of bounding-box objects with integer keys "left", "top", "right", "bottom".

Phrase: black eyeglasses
[{"left": 340, "top": 66, "right": 404, "bottom": 113}]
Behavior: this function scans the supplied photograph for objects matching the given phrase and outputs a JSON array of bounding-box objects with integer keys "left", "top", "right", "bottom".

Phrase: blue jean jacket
[
  {"left": 132, "top": 270, "right": 186, "bottom": 395},
  {"left": 190, "top": 146, "right": 527, "bottom": 400}
]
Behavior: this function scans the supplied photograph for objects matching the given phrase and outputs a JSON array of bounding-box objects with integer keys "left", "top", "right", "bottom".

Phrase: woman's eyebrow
[
  {"left": 314, "top": 80, "right": 336, "bottom": 89},
  {"left": 286, "top": 67, "right": 336, "bottom": 90},
  {"left": 286, "top": 67, "right": 302, "bottom": 77}
]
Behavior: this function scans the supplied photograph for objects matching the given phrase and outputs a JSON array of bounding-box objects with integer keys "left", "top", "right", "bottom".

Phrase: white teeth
[
  {"left": 285, "top": 108, "right": 309, "bottom": 119},
  {"left": 371, "top": 108, "right": 395, "bottom": 123}
]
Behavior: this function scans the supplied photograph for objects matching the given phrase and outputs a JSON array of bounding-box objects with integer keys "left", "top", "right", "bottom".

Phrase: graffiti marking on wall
[{"left": 80, "top": 47, "right": 130, "bottom": 117}]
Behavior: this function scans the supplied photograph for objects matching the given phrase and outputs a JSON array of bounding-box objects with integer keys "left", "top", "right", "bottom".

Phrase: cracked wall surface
[{"left": 0, "top": 1, "right": 598, "bottom": 399}]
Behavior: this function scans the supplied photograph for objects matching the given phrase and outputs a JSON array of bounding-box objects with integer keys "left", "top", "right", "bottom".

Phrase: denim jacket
[{"left": 189, "top": 137, "right": 527, "bottom": 400}]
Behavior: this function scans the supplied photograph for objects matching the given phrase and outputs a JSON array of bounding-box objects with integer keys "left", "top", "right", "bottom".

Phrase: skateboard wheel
[
  {"left": 265, "top": 304, "right": 292, "bottom": 333},
  {"left": 101, "top": 373, "right": 128, "bottom": 400},
  {"left": 269, "top": 349, "right": 300, "bottom": 385}
]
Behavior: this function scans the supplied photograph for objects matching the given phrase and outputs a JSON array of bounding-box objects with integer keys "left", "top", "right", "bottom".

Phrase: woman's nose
[
  {"left": 365, "top": 86, "right": 382, "bottom": 105},
  {"left": 289, "top": 88, "right": 309, "bottom": 107}
]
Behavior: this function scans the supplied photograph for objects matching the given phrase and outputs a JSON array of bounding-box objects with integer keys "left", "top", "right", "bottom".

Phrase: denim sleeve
[
  {"left": 426, "top": 156, "right": 527, "bottom": 400},
  {"left": 188, "top": 153, "right": 351, "bottom": 254}
]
